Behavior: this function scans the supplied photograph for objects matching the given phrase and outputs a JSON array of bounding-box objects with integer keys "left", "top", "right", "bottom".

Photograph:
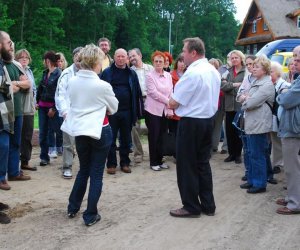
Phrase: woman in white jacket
[{"left": 61, "top": 44, "right": 118, "bottom": 226}]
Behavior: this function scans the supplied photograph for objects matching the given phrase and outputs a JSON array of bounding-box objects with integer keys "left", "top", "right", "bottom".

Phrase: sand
[{"left": 1, "top": 144, "right": 300, "bottom": 250}]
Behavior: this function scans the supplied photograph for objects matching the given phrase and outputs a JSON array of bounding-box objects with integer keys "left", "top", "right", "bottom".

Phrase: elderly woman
[
  {"left": 239, "top": 56, "right": 275, "bottom": 193},
  {"left": 61, "top": 44, "right": 118, "bottom": 226},
  {"left": 15, "top": 49, "right": 37, "bottom": 171},
  {"left": 145, "top": 51, "right": 173, "bottom": 171},
  {"left": 270, "top": 62, "right": 291, "bottom": 174},
  {"left": 275, "top": 52, "right": 300, "bottom": 215},
  {"left": 221, "top": 50, "right": 246, "bottom": 164}
]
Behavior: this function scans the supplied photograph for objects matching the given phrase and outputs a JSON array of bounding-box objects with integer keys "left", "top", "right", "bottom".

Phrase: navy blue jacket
[{"left": 100, "top": 63, "right": 144, "bottom": 125}]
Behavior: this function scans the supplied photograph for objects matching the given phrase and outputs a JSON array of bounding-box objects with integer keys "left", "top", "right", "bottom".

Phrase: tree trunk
[{"left": 20, "top": 0, "right": 26, "bottom": 42}]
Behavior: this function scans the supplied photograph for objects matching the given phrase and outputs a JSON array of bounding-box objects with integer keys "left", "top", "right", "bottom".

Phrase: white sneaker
[
  {"left": 63, "top": 169, "right": 72, "bottom": 179},
  {"left": 48, "top": 151, "right": 58, "bottom": 158},
  {"left": 150, "top": 165, "right": 161, "bottom": 171},
  {"left": 160, "top": 163, "right": 169, "bottom": 169}
]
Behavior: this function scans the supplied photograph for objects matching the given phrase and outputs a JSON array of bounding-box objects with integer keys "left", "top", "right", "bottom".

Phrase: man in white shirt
[
  {"left": 169, "top": 37, "right": 220, "bottom": 218},
  {"left": 55, "top": 47, "right": 82, "bottom": 179},
  {"left": 128, "top": 48, "right": 153, "bottom": 163}
]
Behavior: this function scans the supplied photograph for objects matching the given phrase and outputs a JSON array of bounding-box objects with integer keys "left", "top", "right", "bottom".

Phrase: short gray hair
[{"left": 271, "top": 61, "right": 283, "bottom": 77}]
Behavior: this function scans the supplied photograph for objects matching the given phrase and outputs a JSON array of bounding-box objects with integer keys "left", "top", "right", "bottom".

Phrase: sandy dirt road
[{"left": 1, "top": 143, "right": 300, "bottom": 250}]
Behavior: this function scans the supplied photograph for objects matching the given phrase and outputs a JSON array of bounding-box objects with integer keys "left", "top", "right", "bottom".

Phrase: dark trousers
[
  {"left": 145, "top": 111, "right": 168, "bottom": 166},
  {"left": 168, "top": 119, "right": 178, "bottom": 136},
  {"left": 68, "top": 126, "right": 112, "bottom": 224},
  {"left": 176, "top": 117, "right": 216, "bottom": 215},
  {"left": 225, "top": 111, "right": 242, "bottom": 158},
  {"left": 20, "top": 115, "right": 34, "bottom": 165},
  {"left": 107, "top": 110, "right": 132, "bottom": 168},
  {"left": 38, "top": 107, "right": 62, "bottom": 161}
]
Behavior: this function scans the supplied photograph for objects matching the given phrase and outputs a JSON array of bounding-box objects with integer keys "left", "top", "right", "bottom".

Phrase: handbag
[
  {"left": 160, "top": 131, "right": 176, "bottom": 156},
  {"left": 232, "top": 110, "right": 245, "bottom": 132}
]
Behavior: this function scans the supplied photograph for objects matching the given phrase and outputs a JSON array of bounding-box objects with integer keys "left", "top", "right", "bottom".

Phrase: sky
[{"left": 233, "top": 0, "right": 253, "bottom": 23}]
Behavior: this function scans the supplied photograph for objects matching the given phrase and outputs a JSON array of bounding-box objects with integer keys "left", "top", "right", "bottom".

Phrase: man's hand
[
  {"left": 169, "top": 97, "right": 179, "bottom": 109},
  {"left": 19, "top": 74, "right": 28, "bottom": 81},
  {"left": 233, "top": 82, "right": 242, "bottom": 88}
]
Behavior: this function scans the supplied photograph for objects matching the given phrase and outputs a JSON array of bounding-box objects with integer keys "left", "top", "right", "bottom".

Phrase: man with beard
[
  {"left": 97, "top": 37, "right": 113, "bottom": 72},
  {"left": 55, "top": 47, "right": 82, "bottom": 179},
  {"left": 0, "top": 32, "right": 13, "bottom": 223},
  {"left": 0, "top": 31, "right": 31, "bottom": 189},
  {"left": 128, "top": 48, "right": 153, "bottom": 163}
]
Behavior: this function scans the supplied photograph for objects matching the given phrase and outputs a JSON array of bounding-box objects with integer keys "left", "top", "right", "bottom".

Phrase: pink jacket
[{"left": 145, "top": 70, "right": 174, "bottom": 117}]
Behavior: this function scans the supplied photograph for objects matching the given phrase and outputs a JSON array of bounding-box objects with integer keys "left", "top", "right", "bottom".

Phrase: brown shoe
[
  {"left": 8, "top": 172, "right": 31, "bottom": 181},
  {"left": 107, "top": 168, "right": 116, "bottom": 175},
  {"left": 21, "top": 164, "right": 37, "bottom": 171},
  {"left": 170, "top": 208, "right": 200, "bottom": 218},
  {"left": 276, "top": 206, "right": 300, "bottom": 215},
  {"left": 276, "top": 198, "right": 288, "bottom": 206},
  {"left": 0, "top": 180, "right": 11, "bottom": 190},
  {"left": 121, "top": 166, "right": 131, "bottom": 173}
]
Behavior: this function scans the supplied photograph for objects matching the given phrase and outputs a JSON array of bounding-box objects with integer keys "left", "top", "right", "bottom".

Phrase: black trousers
[
  {"left": 20, "top": 115, "right": 34, "bottom": 165},
  {"left": 225, "top": 111, "right": 242, "bottom": 158},
  {"left": 176, "top": 117, "right": 216, "bottom": 215},
  {"left": 145, "top": 111, "right": 168, "bottom": 166}
]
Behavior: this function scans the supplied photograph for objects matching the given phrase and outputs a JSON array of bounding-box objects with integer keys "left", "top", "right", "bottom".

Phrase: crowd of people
[{"left": 1, "top": 30, "right": 300, "bottom": 226}]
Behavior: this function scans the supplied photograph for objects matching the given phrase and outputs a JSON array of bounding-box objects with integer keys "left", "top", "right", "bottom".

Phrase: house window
[
  {"left": 253, "top": 44, "right": 258, "bottom": 54},
  {"left": 246, "top": 45, "right": 250, "bottom": 54},
  {"left": 298, "top": 16, "right": 300, "bottom": 29},
  {"left": 252, "top": 20, "right": 257, "bottom": 33},
  {"left": 263, "top": 22, "right": 268, "bottom": 31}
]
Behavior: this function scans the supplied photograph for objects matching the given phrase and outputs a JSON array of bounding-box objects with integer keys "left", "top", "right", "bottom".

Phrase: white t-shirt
[
  {"left": 172, "top": 58, "right": 221, "bottom": 118},
  {"left": 131, "top": 63, "right": 154, "bottom": 96}
]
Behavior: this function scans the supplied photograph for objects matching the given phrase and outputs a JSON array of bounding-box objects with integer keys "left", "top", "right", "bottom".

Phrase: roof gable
[{"left": 236, "top": 0, "right": 300, "bottom": 44}]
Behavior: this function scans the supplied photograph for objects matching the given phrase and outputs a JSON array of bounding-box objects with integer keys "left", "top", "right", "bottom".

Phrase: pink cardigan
[{"left": 144, "top": 70, "right": 174, "bottom": 117}]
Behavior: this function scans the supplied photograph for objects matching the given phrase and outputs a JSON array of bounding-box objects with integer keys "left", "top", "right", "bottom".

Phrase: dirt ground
[{"left": 1, "top": 142, "right": 300, "bottom": 250}]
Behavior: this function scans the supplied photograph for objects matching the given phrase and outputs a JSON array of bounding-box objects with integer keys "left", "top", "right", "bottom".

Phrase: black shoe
[
  {"left": 40, "top": 159, "right": 49, "bottom": 166},
  {"left": 0, "top": 202, "right": 9, "bottom": 212},
  {"left": 68, "top": 212, "right": 77, "bottom": 218},
  {"left": 273, "top": 166, "right": 281, "bottom": 174},
  {"left": 247, "top": 187, "right": 266, "bottom": 194},
  {"left": 220, "top": 149, "right": 227, "bottom": 154},
  {"left": 241, "top": 175, "right": 247, "bottom": 181},
  {"left": 235, "top": 156, "right": 242, "bottom": 164},
  {"left": 267, "top": 178, "right": 278, "bottom": 185},
  {"left": 0, "top": 212, "right": 11, "bottom": 224},
  {"left": 85, "top": 214, "right": 101, "bottom": 226},
  {"left": 240, "top": 183, "right": 252, "bottom": 189},
  {"left": 224, "top": 155, "right": 235, "bottom": 162}
]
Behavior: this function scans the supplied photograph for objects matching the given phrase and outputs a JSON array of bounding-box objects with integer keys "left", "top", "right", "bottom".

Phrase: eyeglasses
[
  {"left": 154, "top": 60, "right": 163, "bottom": 63},
  {"left": 20, "top": 56, "right": 29, "bottom": 60}
]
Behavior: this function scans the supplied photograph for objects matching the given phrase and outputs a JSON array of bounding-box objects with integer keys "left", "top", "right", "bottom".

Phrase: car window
[{"left": 270, "top": 55, "right": 283, "bottom": 64}]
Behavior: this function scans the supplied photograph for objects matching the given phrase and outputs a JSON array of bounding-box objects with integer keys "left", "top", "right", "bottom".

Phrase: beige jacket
[{"left": 242, "top": 75, "right": 275, "bottom": 134}]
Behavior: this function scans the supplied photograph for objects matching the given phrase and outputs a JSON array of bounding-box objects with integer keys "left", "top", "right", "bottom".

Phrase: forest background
[{"left": 0, "top": 0, "right": 240, "bottom": 80}]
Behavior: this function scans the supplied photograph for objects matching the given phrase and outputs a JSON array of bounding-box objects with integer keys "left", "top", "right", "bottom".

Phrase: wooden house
[{"left": 235, "top": 0, "right": 300, "bottom": 54}]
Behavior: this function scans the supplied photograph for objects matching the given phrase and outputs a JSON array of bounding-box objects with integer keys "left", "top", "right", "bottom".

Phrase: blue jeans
[
  {"left": 38, "top": 107, "right": 62, "bottom": 161},
  {"left": 48, "top": 116, "right": 63, "bottom": 151},
  {"left": 68, "top": 126, "right": 112, "bottom": 224},
  {"left": 247, "top": 133, "right": 269, "bottom": 188},
  {"left": 0, "top": 131, "right": 10, "bottom": 181},
  {"left": 8, "top": 115, "right": 23, "bottom": 177},
  {"left": 107, "top": 110, "right": 132, "bottom": 168},
  {"left": 241, "top": 134, "right": 250, "bottom": 178}
]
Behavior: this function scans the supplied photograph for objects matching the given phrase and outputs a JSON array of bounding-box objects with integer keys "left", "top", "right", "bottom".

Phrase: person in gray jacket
[
  {"left": 239, "top": 56, "right": 275, "bottom": 194},
  {"left": 55, "top": 47, "right": 82, "bottom": 179},
  {"left": 275, "top": 50, "right": 300, "bottom": 215}
]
